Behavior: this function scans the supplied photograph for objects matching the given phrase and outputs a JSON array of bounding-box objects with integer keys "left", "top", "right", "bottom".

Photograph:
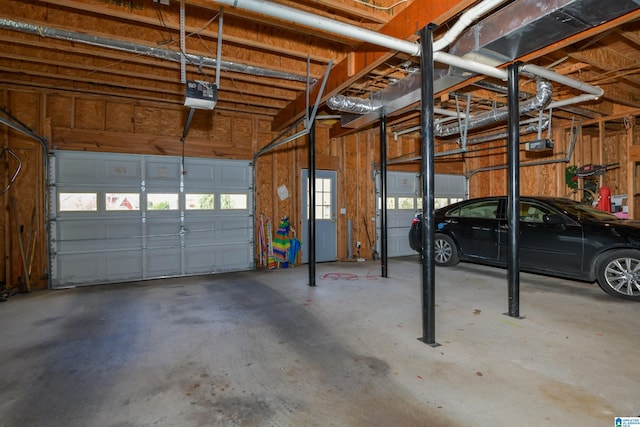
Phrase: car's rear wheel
[
  {"left": 596, "top": 250, "right": 640, "bottom": 301},
  {"left": 434, "top": 234, "right": 459, "bottom": 266}
]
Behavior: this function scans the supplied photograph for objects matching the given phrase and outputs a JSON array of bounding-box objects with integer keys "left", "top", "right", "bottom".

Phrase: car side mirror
[{"left": 543, "top": 214, "right": 564, "bottom": 224}]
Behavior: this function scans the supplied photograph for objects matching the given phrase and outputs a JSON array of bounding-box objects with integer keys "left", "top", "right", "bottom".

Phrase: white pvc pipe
[
  {"left": 216, "top": 0, "right": 507, "bottom": 57},
  {"left": 213, "top": 0, "right": 420, "bottom": 56},
  {"left": 548, "top": 94, "right": 603, "bottom": 109},
  {"left": 520, "top": 63, "right": 603, "bottom": 97},
  {"left": 216, "top": 0, "right": 604, "bottom": 111},
  {"left": 433, "top": 0, "right": 508, "bottom": 52}
]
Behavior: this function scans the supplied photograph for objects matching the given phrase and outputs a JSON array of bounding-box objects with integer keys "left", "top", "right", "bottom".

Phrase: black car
[{"left": 409, "top": 196, "right": 640, "bottom": 301}]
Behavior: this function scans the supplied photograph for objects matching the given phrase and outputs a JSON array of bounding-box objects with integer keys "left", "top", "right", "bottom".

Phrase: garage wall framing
[{"left": 2, "top": 85, "right": 640, "bottom": 290}]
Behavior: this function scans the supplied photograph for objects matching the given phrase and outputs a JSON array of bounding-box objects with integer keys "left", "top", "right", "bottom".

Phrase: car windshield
[{"left": 550, "top": 199, "right": 621, "bottom": 221}]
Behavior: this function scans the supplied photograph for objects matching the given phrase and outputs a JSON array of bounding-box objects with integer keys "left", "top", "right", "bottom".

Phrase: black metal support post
[
  {"left": 308, "top": 116, "right": 317, "bottom": 287},
  {"left": 507, "top": 63, "right": 521, "bottom": 318},
  {"left": 380, "top": 113, "right": 388, "bottom": 278},
  {"left": 419, "top": 24, "right": 439, "bottom": 347}
]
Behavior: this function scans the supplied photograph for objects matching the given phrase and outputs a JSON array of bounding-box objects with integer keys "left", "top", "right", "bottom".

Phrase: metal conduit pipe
[{"left": 0, "top": 18, "right": 310, "bottom": 83}]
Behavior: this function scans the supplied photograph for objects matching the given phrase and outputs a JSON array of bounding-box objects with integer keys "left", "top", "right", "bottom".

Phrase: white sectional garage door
[
  {"left": 49, "top": 151, "right": 253, "bottom": 288},
  {"left": 376, "top": 172, "right": 466, "bottom": 257}
]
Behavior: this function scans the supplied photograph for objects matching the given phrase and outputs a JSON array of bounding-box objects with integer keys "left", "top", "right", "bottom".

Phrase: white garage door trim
[{"left": 48, "top": 151, "right": 253, "bottom": 288}]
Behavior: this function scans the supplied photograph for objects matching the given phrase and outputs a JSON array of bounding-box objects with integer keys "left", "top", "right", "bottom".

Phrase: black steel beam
[
  {"left": 380, "top": 113, "right": 388, "bottom": 278},
  {"left": 419, "top": 24, "right": 439, "bottom": 347},
  {"left": 308, "top": 116, "right": 317, "bottom": 287},
  {"left": 507, "top": 63, "right": 521, "bottom": 318}
]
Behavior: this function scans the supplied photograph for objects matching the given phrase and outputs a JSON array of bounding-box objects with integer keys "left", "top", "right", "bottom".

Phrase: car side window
[
  {"left": 449, "top": 201, "right": 499, "bottom": 219},
  {"left": 520, "top": 202, "right": 550, "bottom": 223}
]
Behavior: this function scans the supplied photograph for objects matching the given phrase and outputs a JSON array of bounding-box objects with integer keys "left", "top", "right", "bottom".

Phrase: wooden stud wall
[
  {"left": 1, "top": 89, "right": 47, "bottom": 292},
  {"left": 2, "top": 86, "right": 441, "bottom": 288},
  {"left": 4, "top": 84, "right": 640, "bottom": 291}
]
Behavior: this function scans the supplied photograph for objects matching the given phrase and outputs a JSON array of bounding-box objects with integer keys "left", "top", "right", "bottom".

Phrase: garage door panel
[
  {"left": 218, "top": 245, "right": 253, "bottom": 271},
  {"left": 377, "top": 172, "right": 466, "bottom": 257},
  {"left": 51, "top": 151, "right": 253, "bottom": 288},
  {"left": 104, "top": 159, "right": 141, "bottom": 182},
  {"left": 183, "top": 163, "right": 215, "bottom": 185},
  {"left": 57, "top": 219, "right": 102, "bottom": 241},
  {"left": 146, "top": 248, "right": 181, "bottom": 276},
  {"left": 184, "top": 247, "right": 214, "bottom": 273},
  {"left": 105, "top": 251, "right": 143, "bottom": 281},
  {"left": 217, "top": 163, "right": 251, "bottom": 187},
  {"left": 215, "top": 217, "right": 251, "bottom": 242},
  {"left": 145, "top": 158, "right": 181, "bottom": 186},
  {"left": 146, "top": 217, "right": 180, "bottom": 243},
  {"left": 57, "top": 157, "right": 101, "bottom": 184},
  {"left": 184, "top": 219, "right": 215, "bottom": 244},
  {"left": 57, "top": 253, "right": 106, "bottom": 285}
]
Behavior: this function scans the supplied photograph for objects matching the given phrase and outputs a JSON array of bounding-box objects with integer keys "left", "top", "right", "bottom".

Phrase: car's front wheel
[
  {"left": 596, "top": 250, "right": 640, "bottom": 301},
  {"left": 434, "top": 234, "right": 459, "bottom": 266}
]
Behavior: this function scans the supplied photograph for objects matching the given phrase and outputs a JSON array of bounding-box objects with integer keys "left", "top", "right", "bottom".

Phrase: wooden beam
[
  {"left": 628, "top": 116, "right": 638, "bottom": 219},
  {"left": 630, "top": 144, "right": 640, "bottom": 162}
]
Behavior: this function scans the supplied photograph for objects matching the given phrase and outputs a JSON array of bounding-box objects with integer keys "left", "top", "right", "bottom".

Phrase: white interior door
[{"left": 301, "top": 169, "right": 337, "bottom": 263}]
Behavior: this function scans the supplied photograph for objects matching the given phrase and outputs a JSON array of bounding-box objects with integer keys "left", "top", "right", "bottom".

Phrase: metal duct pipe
[
  {"left": 458, "top": 119, "right": 549, "bottom": 145},
  {"left": 393, "top": 109, "right": 475, "bottom": 139},
  {"left": 435, "top": 79, "right": 552, "bottom": 137},
  {"left": 0, "top": 18, "right": 310, "bottom": 83},
  {"left": 326, "top": 95, "right": 381, "bottom": 114},
  {"left": 339, "top": 0, "right": 633, "bottom": 131}
]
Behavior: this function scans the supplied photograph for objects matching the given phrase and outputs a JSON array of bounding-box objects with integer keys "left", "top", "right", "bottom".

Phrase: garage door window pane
[
  {"left": 220, "top": 194, "right": 247, "bottom": 210},
  {"left": 106, "top": 193, "right": 140, "bottom": 211},
  {"left": 186, "top": 193, "right": 214, "bottom": 210},
  {"left": 59, "top": 193, "right": 97, "bottom": 212},
  {"left": 398, "top": 197, "right": 414, "bottom": 209},
  {"left": 387, "top": 197, "right": 396, "bottom": 209},
  {"left": 147, "top": 193, "right": 179, "bottom": 210}
]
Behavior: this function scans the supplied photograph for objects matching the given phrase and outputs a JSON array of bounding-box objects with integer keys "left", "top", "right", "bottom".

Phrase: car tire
[
  {"left": 595, "top": 249, "right": 640, "bottom": 301},
  {"left": 434, "top": 234, "right": 459, "bottom": 266}
]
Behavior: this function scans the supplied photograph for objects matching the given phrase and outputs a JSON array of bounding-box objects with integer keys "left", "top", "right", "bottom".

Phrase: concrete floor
[{"left": 1, "top": 256, "right": 638, "bottom": 427}]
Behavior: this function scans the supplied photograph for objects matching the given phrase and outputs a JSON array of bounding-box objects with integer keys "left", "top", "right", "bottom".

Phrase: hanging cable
[{"left": 0, "top": 147, "right": 22, "bottom": 194}]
